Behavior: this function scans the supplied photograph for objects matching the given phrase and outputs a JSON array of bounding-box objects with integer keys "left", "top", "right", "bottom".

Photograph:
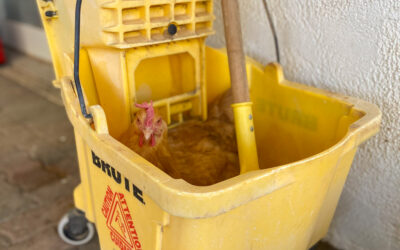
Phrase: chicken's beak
[{"left": 143, "top": 129, "right": 152, "bottom": 141}]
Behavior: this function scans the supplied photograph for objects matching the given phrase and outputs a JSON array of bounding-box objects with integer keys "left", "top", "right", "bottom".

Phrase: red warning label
[{"left": 102, "top": 186, "right": 142, "bottom": 250}]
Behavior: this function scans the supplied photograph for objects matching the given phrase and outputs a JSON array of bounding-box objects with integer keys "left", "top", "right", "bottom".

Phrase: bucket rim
[{"left": 59, "top": 60, "right": 381, "bottom": 218}]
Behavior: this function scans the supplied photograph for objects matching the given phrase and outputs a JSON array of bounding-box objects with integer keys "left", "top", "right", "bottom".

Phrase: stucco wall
[{"left": 208, "top": 1, "right": 399, "bottom": 249}]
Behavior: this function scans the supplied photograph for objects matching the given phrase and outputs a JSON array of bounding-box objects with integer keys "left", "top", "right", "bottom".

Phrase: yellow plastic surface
[
  {"left": 232, "top": 102, "right": 259, "bottom": 173},
  {"left": 37, "top": 0, "right": 209, "bottom": 135},
  {"left": 38, "top": 0, "right": 381, "bottom": 249}
]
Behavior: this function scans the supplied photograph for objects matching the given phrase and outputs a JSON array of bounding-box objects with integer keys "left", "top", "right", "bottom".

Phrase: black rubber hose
[
  {"left": 74, "top": 0, "right": 92, "bottom": 119},
  {"left": 262, "top": 0, "right": 280, "bottom": 63}
]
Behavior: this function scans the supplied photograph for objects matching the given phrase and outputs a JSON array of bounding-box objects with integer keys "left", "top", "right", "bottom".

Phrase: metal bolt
[
  {"left": 45, "top": 10, "right": 57, "bottom": 17},
  {"left": 249, "top": 114, "right": 253, "bottom": 120},
  {"left": 167, "top": 23, "right": 178, "bottom": 36},
  {"left": 250, "top": 126, "right": 254, "bottom": 132}
]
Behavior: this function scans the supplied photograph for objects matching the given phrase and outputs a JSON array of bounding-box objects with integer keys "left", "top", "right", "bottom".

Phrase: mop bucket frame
[
  {"left": 37, "top": 0, "right": 381, "bottom": 249},
  {"left": 56, "top": 52, "right": 380, "bottom": 249}
]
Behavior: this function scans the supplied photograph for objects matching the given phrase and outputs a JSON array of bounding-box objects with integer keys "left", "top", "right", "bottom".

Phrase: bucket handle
[{"left": 73, "top": 0, "right": 92, "bottom": 119}]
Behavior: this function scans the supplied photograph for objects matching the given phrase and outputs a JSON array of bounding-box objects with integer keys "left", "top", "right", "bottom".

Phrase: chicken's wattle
[{"left": 139, "top": 134, "right": 144, "bottom": 147}]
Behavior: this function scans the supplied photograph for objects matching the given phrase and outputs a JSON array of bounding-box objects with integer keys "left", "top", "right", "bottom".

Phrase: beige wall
[
  {"left": 0, "top": 0, "right": 5, "bottom": 22},
  {"left": 0, "top": 0, "right": 51, "bottom": 61},
  {"left": 3, "top": 0, "right": 42, "bottom": 27}
]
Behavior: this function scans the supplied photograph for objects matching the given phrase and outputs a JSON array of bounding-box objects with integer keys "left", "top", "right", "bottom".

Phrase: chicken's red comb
[{"left": 135, "top": 101, "right": 154, "bottom": 127}]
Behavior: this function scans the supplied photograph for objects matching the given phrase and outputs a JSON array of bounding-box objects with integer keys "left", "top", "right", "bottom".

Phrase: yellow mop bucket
[{"left": 37, "top": 0, "right": 381, "bottom": 249}]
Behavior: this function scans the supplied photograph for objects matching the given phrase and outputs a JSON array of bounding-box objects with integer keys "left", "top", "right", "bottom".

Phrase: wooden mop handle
[{"left": 221, "top": 0, "right": 250, "bottom": 104}]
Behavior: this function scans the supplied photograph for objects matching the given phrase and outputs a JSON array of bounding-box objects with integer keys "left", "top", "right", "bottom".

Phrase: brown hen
[
  {"left": 120, "top": 91, "right": 239, "bottom": 186},
  {"left": 208, "top": 88, "right": 234, "bottom": 123},
  {"left": 119, "top": 102, "right": 181, "bottom": 179},
  {"left": 168, "top": 117, "right": 239, "bottom": 186}
]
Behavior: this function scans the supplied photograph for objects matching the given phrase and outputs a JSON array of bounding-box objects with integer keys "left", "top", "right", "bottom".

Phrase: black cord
[
  {"left": 74, "top": 0, "right": 92, "bottom": 119},
  {"left": 262, "top": 0, "right": 280, "bottom": 63}
]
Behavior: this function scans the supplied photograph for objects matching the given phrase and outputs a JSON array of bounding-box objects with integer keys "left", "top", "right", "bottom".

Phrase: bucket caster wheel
[{"left": 57, "top": 209, "right": 95, "bottom": 246}]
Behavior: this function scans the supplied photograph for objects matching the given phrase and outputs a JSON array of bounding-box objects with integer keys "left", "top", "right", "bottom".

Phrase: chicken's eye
[
  {"left": 136, "top": 118, "right": 140, "bottom": 123},
  {"left": 157, "top": 119, "right": 162, "bottom": 124}
]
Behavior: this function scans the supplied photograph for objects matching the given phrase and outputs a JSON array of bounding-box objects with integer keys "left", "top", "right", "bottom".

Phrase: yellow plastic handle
[{"left": 232, "top": 102, "right": 259, "bottom": 174}]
